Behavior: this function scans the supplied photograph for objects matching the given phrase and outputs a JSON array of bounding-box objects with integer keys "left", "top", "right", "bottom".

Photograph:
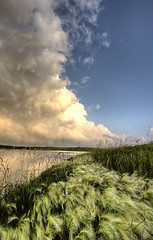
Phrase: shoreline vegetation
[
  {"left": 0, "top": 143, "right": 153, "bottom": 239},
  {"left": 0, "top": 141, "right": 152, "bottom": 151},
  {"left": 0, "top": 144, "right": 94, "bottom": 152}
]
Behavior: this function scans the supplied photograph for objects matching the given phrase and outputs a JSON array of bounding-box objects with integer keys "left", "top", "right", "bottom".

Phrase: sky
[{"left": 0, "top": 0, "right": 153, "bottom": 147}]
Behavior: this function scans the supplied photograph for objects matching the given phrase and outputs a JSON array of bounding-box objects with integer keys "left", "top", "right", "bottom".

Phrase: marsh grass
[
  {"left": 0, "top": 146, "right": 153, "bottom": 239},
  {"left": 0, "top": 149, "right": 81, "bottom": 194},
  {"left": 0, "top": 156, "right": 80, "bottom": 226},
  {"left": 92, "top": 143, "right": 153, "bottom": 178}
]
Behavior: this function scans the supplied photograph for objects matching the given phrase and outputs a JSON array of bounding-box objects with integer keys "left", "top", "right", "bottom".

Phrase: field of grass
[
  {"left": 92, "top": 143, "right": 153, "bottom": 178},
  {"left": 0, "top": 144, "right": 153, "bottom": 239}
]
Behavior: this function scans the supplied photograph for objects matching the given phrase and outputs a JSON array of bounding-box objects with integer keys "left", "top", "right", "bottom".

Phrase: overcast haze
[{"left": 0, "top": 0, "right": 152, "bottom": 147}]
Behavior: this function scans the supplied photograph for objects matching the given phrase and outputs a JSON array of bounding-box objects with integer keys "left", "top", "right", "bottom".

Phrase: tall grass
[
  {"left": 0, "top": 152, "right": 153, "bottom": 239},
  {"left": 92, "top": 143, "right": 153, "bottom": 178},
  {"left": 0, "top": 156, "right": 10, "bottom": 195},
  {"left": 0, "top": 159, "right": 79, "bottom": 226},
  {"left": 0, "top": 149, "right": 84, "bottom": 195}
]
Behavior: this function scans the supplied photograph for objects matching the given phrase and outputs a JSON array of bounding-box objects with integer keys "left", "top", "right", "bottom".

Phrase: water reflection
[{"left": 0, "top": 149, "right": 85, "bottom": 187}]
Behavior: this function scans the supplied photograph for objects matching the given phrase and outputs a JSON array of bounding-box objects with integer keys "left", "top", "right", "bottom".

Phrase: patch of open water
[{"left": 0, "top": 149, "right": 86, "bottom": 187}]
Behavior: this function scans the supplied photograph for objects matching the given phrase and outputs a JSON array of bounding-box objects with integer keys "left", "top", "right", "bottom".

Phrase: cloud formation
[
  {"left": 96, "top": 32, "right": 111, "bottom": 49},
  {"left": 82, "top": 57, "right": 94, "bottom": 67},
  {"left": 147, "top": 125, "right": 153, "bottom": 139},
  {"left": 81, "top": 76, "right": 90, "bottom": 84},
  {"left": 101, "top": 32, "right": 111, "bottom": 48},
  {"left": 87, "top": 104, "right": 101, "bottom": 112},
  {"left": 0, "top": 0, "right": 126, "bottom": 147},
  {"left": 53, "top": 0, "right": 103, "bottom": 47}
]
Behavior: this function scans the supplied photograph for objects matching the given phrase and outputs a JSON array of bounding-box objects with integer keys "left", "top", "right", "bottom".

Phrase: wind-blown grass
[{"left": 0, "top": 148, "right": 153, "bottom": 239}]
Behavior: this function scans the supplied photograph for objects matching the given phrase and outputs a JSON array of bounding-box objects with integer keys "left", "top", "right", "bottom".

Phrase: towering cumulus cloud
[{"left": 0, "top": 0, "right": 116, "bottom": 147}]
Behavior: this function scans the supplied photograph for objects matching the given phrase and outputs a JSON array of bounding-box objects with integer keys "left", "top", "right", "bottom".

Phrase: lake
[{"left": 0, "top": 149, "right": 86, "bottom": 187}]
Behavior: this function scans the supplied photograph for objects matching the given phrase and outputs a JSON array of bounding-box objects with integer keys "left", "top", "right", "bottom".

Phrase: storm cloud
[{"left": 0, "top": 0, "right": 126, "bottom": 147}]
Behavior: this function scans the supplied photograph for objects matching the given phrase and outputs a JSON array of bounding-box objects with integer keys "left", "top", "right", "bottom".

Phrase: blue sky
[
  {"left": 66, "top": 0, "right": 153, "bottom": 139},
  {"left": 0, "top": 0, "right": 153, "bottom": 146}
]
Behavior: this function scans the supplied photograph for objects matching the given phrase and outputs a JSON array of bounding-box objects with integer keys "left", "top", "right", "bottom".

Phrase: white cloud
[
  {"left": 78, "top": 56, "right": 82, "bottom": 63},
  {"left": 53, "top": 0, "right": 103, "bottom": 47},
  {"left": 0, "top": 0, "right": 131, "bottom": 148},
  {"left": 96, "top": 104, "right": 101, "bottom": 110},
  {"left": 101, "top": 32, "right": 111, "bottom": 48},
  {"left": 76, "top": 0, "right": 104, "bottom": 26},
  {"left": 69, "top": 57, "right": 75, "bottom": 66},
  {"left": 87, "top": 104, "right": 101, "bottom": 112},
  {"left": 81, "top": 76, "right": 90, "bottom": 84},
  {"left": 83, "top": 57, "right": 94, "bottom": 67},
  {"left": 71, "top": 76, "right": 89, "bottom": 91},
  {"left": 147, "top": 125, "right": 153, "bottom": 138}
]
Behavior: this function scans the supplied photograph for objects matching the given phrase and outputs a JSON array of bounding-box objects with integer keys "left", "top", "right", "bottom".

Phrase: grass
[
  {"left": 0, "top": 144, "right": 153, "bottom": 239},
  {"left": 0, "top": 149, "right": 84, "bottom": 195},
  {"left": 0, "top": 144, "right": 93, "bottom": 152},
  {"left": 92, "top": 143, "right": 153, "bottom": 178}
]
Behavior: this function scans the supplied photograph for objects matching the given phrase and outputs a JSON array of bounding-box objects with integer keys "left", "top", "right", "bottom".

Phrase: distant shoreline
[{"left": 0, "top": 144, "right": 94, "bottom": 152}]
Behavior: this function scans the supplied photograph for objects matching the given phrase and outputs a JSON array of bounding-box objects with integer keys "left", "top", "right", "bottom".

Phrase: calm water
[{"left": 0, "top": 149, "right": 86, "bottom": 186}]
